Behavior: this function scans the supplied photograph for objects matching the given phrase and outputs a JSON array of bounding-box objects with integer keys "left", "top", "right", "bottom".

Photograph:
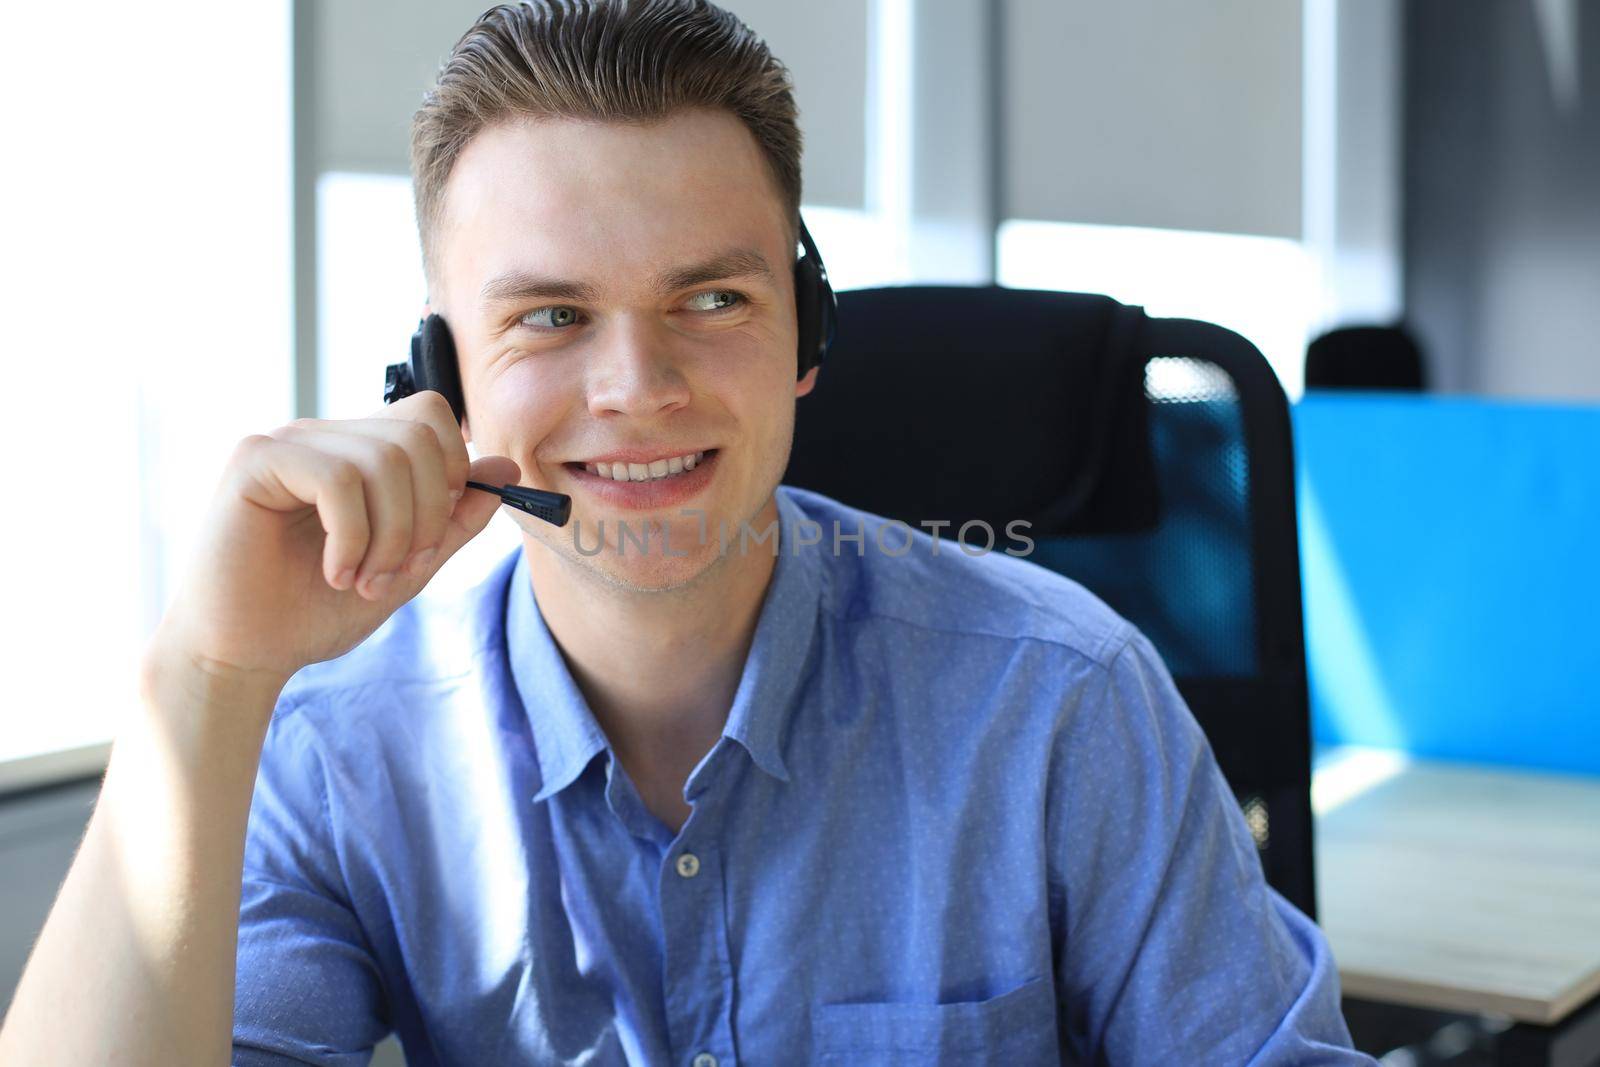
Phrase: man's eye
[
  {"left": 520, "top": 306, "right": 580, "bottom": 329},
  {"left": 685, "top": 290, "right": 744, "bottom": 313}
]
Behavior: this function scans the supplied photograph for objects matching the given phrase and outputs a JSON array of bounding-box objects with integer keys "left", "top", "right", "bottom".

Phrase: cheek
[
  {"left": 693, "top": 323, "right": 796, "bottom": 394},
  {"left": 470, "top": 360, "right": 578, "bottom": 454}
]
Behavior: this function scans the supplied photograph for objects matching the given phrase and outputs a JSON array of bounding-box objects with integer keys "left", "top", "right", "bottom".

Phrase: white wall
[{"left": 1003, "top": 0, "right": 1304, "bottom": 239}]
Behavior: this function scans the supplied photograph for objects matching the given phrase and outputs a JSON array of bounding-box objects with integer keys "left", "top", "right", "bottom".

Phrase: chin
[
  {"left": 518, "top": 513, "right": 723, "bottom": 590},
  {"left": 581, "top": 542, "right": 729, "bottom": 595}
]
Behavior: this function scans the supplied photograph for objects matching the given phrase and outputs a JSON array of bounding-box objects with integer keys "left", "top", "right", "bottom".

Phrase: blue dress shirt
[{"left": 233, "top": 485, "right": 1370, "bottom": 1065}]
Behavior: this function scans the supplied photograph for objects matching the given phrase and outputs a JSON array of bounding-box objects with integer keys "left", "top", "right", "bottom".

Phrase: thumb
[
  {"left": 439, "top": 455, "right": 525, "bottom": 554},
  {"left": 467, "top": 454, "right": 523, "bottom": 490}
]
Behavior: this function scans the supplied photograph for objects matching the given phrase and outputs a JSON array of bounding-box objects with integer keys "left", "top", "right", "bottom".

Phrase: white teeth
[{"left": 583, "top": 451, "right": 707, "bottom": 482}]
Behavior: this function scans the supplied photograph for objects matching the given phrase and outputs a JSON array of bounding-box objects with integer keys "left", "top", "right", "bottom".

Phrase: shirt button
[
  {"left": 675, "top": 852, "right": 701, "bottom": 878},
  {"left": 692, "top": 1054, "right": 717, "bottom": 1067}
]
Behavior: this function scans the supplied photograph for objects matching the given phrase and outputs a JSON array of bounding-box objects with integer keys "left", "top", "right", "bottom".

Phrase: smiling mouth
[{"left": 565, "top": 449, "right": 717, "bottom": 483}]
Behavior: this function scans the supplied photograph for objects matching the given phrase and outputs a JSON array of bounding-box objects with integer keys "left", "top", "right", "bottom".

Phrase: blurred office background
[{"left": 0, "top": 1, "right": 1595, "bottom": 1061}]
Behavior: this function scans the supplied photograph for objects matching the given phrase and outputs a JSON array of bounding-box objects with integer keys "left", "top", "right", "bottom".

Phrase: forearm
[{"left": 0, "top": 648, "right": 286, "bottom": 1067}]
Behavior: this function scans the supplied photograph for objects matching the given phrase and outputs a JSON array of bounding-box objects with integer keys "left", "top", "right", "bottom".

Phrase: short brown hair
[{"left": 410, "top": 0, "right": 803, "bottom": 289}]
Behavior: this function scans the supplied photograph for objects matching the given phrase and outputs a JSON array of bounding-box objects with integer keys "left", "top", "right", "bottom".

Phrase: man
[{"left": 0, "top": 1, "right": 1371, "bottom": 1063}]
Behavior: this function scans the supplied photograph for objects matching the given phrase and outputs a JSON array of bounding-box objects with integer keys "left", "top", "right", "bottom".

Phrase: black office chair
[
  {"left": 783, "top": 286, "right": 1317, "bottom": 919},
  {"left": 1305, "top": 324, "right": 1429, "bottom": 391}
]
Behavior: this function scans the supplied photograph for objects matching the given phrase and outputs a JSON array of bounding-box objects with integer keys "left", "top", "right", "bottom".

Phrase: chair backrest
[
  {"left": 1305, "top": 324, "right": 1428, "bottom": 391},
  {"left": 783, "top": 286, "right": 1317, "bottom": 918}
]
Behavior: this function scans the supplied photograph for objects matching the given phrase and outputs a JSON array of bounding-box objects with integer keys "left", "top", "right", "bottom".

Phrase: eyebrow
[
  {"left": 651, "top": 248, "right": 774, "bottom": 294},
  {"left": 477, "top": 247, "right": 775, "bottom": 309},
  {"left": 478, "top": 273, "right": 599, "bottom": 307}
]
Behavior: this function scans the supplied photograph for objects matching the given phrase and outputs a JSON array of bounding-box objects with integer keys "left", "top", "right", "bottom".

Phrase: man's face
[{"left": 434, "top": 108, "right": 817, "bottom": 592}]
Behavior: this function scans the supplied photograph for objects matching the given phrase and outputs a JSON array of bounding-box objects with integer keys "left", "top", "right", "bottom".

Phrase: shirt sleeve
[
  {"left": 1047, "top": 627, "right": 1374, "bottom": 1065},
  {"left": 233, "top": 700, "right": 392, "bottom": 1067}
]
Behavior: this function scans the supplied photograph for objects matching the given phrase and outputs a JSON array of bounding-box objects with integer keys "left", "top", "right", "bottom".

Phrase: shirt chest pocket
[{"left": 810, "top": 975, "right": 1058, "bottom": 1066}]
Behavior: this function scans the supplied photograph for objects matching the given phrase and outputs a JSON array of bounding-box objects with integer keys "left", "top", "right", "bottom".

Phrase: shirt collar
[{"left": 505, "top": 486, "right": 825, "bottom": 802}]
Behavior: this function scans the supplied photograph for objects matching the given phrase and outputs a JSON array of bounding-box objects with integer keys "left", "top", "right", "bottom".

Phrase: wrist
[
  {"left": 139, "top": 627, "right": 291, "bottom": 728},
  {"left": 114, "top": 630, "right": 290, "bottom": 807}
]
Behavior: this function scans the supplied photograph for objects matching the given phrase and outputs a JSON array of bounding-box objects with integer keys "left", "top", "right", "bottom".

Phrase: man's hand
[
  {"left": 0, "top": 390, "right": 524, "bottom": 1067},
  {"left": 150, "top": 390, "right": 521, "bottom": 691}
]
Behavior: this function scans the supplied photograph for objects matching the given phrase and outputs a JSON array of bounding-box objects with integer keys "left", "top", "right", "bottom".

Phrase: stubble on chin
[{"left": 518, "top": 514, "right": 734, "bottom": 598}]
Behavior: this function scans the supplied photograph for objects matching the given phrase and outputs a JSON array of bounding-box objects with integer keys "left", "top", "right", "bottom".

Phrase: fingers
[
  {"left": 231, "top": 434, "right": 372, "bottom": 592},
  {"left": 371, "top": 392, "right": 472, "bottom": 573},
  {"left": 239, "top": 390, "right": 521, "bottom": 601},
  {"left": 372, "top": 390, "right": 472, "bottom": 499},
  {"left": 265, "top": 425, "right": 417, "bottom": 597},
  {"left": 236, "top": 390, "right": 518, "bottom": 601},
  {"left": 435, "top": 455, "right": 524, "bottom": 560},
  {"left": 279, "top": 394, "right": 467, "bottom": 574}
]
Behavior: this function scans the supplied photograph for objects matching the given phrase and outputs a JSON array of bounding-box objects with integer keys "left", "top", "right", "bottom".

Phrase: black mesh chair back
[
  {"left": 783, "top": 286, "right": 1316, "bottom": 918},
  {"left": 1305, "top": 324, "right": 1428, "bottom": 391}
]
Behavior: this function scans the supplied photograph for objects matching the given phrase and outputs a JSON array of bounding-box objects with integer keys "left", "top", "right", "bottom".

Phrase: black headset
[{"left": 384, "top": 214, "right": 837, "bottom": 423}]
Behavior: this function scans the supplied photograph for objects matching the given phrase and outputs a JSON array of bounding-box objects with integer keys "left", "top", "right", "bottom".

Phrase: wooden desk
[{"left": 1313, "top": 747, "right": 1600, "bottom": 1026}]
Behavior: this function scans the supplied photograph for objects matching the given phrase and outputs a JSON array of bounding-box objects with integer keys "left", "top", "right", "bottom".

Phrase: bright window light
[
  {"left": 0, "top": 2, "right": 292, "bottom": 772},
  {"left": 318, "top": 173, "right": 429, "bottom": 421},
  {"left": 800, "top": 206, "right": 918, "bottom": 292},
  {"left": 997, "top": 219, "right": 1318, "bottom": 400},
  {"left": 862, "top": 0, "right": 914, "bottom": 279}
]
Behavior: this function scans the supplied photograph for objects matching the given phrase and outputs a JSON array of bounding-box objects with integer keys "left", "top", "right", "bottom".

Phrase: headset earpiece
[
  {"left": 388, "top": 313, "right": 468, "bottom": 424},
  {"left": 416, "top": 314, "right": 466, "bottom": 423},
  {"left": 793, "top": 215, "right": 837, "bottom": 380}
]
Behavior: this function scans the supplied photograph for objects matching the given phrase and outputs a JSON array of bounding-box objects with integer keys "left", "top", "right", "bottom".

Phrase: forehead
[{"left": 437, "top": 109, "right": 792, "bottom": 305}]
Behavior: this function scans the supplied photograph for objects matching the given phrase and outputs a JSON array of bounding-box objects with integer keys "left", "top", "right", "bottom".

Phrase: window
[{"left": 0, "top": 3, "right": 292, "bottom": 780}]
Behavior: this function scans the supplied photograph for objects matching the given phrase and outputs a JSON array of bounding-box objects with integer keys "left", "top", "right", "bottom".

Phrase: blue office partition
[{"left": 1293, "top": 393, "right": 1600, "bottom": 776}]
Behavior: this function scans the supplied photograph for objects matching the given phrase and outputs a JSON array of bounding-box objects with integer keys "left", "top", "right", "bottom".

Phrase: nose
[{"left": 584, "top": 317, "right": 692, "bottom": 419}]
